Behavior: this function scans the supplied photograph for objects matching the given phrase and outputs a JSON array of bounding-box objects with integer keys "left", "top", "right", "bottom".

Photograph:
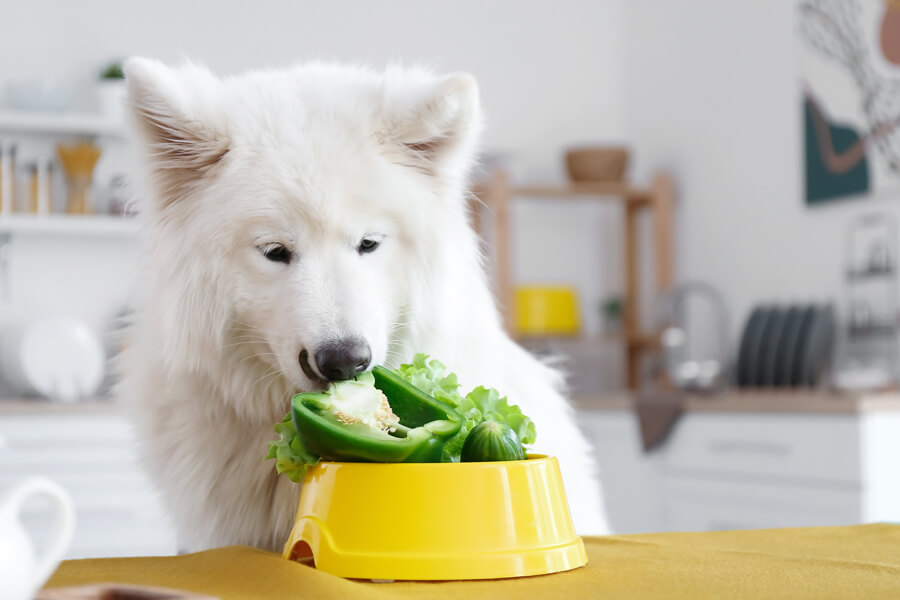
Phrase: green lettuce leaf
[
  {"left": 393, "top": 353, "right": 537, "bottom": 462},
  {"left": 265, "top": 413, "right": 319, "bottom": 483},
  {"left": 466, "top": 385, "right": 536, "bottom": 445}
]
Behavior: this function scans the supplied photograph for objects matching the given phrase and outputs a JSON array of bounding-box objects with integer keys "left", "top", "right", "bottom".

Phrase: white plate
[{"left": 0, "top": 317, "right": 104, "bottom": 402}]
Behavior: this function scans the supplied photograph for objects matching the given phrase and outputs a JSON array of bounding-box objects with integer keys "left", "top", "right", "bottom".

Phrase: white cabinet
[
  {"left": 577, "top": 403, "right": 665, "bottom": 534},
  {"left": 577, "top": 397, "right": 900, "bottom": 534},
  {"left": 0, "top": 404, "right": 176, "bottom": 559}
]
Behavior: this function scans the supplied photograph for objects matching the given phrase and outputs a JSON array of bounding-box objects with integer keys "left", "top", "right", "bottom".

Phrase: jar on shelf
[
  {"left": 0, "top": 142, "right": 18, "bottom": 215},
  {"left": 56, "top": 142, "right": 102, "bottom": 215},
  {"left": 24, "top": 159, "right": 54, "bottom": 214}
]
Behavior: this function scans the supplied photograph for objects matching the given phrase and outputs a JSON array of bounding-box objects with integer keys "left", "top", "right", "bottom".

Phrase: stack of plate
[{"left": 735, "top": 304, "right": 836, "bottom": 388}]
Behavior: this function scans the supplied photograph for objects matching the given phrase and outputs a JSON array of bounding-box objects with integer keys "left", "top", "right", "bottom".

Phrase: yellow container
[
  {"left": 514, "top": 286, "right": 580, "bottom": 336},
  {"left": 283, "top": 455, "right": 587, "bottom": 581}
]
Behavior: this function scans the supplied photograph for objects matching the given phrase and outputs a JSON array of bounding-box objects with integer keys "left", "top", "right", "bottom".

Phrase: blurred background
[{"left": 2, "top": 0, "right": 900, "bottom": 559}]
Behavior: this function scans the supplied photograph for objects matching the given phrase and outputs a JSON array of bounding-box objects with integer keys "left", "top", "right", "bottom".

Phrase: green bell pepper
[{"left": 290, "top": 366, "right": 462, "bottom": 463}]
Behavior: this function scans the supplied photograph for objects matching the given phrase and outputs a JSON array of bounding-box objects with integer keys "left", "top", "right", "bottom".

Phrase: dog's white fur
[{"left": 118, "top": 58, "right": 609, "bottom": 552}]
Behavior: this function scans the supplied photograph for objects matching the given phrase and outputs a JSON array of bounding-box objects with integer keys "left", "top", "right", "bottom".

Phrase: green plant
[
  {"left": 601, "top": 296, "right": 624, "bottom": 317},
  {"left": 99, "top": 61, "right": 125, "bottom": 80}
]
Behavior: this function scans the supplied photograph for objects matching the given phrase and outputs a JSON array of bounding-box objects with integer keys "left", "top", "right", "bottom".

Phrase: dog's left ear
[{"left": 381, "top": 71, "right": 483, "bottom": 181}]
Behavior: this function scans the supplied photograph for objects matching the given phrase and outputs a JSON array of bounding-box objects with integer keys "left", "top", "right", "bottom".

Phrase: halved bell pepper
[{"left": 290, "top": 365, "right": 462, "bottom": 463}]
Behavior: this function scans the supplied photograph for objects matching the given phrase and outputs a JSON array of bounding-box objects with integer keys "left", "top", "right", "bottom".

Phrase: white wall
[
  {"left": 1, "top": 0, "right": 626, "bottom": 180},
  {"left": 623, "top": 0, "right": 900, "bottom": 356},
  {"left": 0, "top": 1, "right": 628, "bottom": 373}
]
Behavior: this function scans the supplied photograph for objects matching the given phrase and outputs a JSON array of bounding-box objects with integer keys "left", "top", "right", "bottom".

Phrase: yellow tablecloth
[{"left": 48, "top": 524, "right": 900, "bottom": 599}]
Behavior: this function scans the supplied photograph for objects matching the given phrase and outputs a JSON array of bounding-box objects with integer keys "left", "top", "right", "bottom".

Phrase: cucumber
[{"left": 460, "top": 421, "right": 526, "bottom": 462}]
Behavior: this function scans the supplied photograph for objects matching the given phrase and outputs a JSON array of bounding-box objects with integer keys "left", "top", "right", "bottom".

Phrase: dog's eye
[
  {"left": 259, "top": 243, "right": 292, "bottom": 264},
  {"left": 357, "top": 237, "right": 381, "bottom": 255}
]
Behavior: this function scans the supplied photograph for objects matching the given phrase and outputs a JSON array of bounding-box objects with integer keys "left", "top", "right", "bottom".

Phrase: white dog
[{"left": 118, "top": 58, "right": 608, "bottom": 552}]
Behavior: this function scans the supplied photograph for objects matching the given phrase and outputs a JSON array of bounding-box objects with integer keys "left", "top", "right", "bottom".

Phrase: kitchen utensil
[
  {"left": 790, "top": 306, "right": 817, "bottom": 386},
  {"left": 868, "top": 239, "right": 892, "bottom": 273},
  {"left": 56, "top": 143, "right": 102, "bottom": 214},
  {"left": 26, "top": 159, "right": 53, "bottom": 214},
  {"left": 283, "top": 455, "right": 586, "bottom": 580},
  {"left": 833, "top": 364, "right": 893, "bottom": 391},
  {"left": 840, "top": 214, "right": 898, "bottom": 386},
  {"left": 0, "top": 476, "right": 75, "bottom": 600},
  {"left": 564, "top": 147, "right": 629, "bottom": 182},
  {"left": 0, "top": 142, "right": 18, "bottom": 215},
  {"left": 760, "top": 307, "right": 788, "bottom": 387},
  {"left": 744, "top": 307, "right": 774, "bottom": 387},
  {"left": 514, "top": 286, "right": 580, "bottom": 337},
  {"left": 0, "top": 317, "right": 105, "bottom": 402},
  {"left": 774, "top": 306, "right": 805, "bottom": 386},
  {"left": 106, "top": 175, "right": 131, "bottom": 216},
  {"left": 736, "top": 306, "right": 766, "bottom": 386},
  {"left": 801, "top": 304, "right": 836, "bottom": 386},
  {"left": 657, "top": 281, "right": 729, "bottom": 392}
]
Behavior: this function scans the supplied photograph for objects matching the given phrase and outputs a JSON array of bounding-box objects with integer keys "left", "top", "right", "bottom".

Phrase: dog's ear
[
  {"left": 125, "top": 57, "right": 229, "bottom": 208},
  {"left": 381, "top": 70, "right": 483, "bottom": 181}
]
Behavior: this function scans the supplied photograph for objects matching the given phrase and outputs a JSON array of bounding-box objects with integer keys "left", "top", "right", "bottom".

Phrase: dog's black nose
[{"left": 313, "top": 338, "right": 372, "bottom": 381}]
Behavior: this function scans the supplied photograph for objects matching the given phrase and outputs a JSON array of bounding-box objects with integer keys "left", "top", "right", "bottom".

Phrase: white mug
[{"left": 0, "top": 477, "right": 75, "bottom": 600}]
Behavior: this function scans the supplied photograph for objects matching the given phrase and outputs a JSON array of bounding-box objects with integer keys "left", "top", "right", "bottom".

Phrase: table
[{"left": 47, "top": 524, "right": 900, "bottom": 599}]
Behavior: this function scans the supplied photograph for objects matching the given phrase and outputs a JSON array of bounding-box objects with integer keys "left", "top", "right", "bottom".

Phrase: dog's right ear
[{"left": 125, "top": 58, "right": 229, "bottom": 208}]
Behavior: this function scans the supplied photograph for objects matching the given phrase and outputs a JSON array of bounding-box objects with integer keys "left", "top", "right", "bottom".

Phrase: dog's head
[{"left": 126, "top": 59, "right": 483, "bottom": 397}]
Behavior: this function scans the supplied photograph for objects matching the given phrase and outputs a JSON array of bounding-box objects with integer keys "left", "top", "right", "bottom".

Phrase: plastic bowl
[{"left": 283, "top": 455, "right": 587, "bottom": 580}]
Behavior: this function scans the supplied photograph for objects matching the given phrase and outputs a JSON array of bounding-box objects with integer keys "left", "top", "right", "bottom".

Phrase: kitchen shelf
[
  {"left": 512, "top": 182, "right": 652, "bottom": 201},
  {"left": 846, "top": 266, "right": 895, "bottom": 281},
  {"left": 0, "top": 109, "right": 126, "bottom": 138},
  {"left": 0, "top": 397, "right": 117, "bottom": 415},
  {"left": 473, "top": 170, "right": 675, "bottom": 389},
  {"left": 0, "top": 214, "right": 140, "bottom": 236}
]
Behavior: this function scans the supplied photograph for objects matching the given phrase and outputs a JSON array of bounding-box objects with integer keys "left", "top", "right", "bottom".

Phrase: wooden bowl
[{"left": 565, "top": 147, "right": 629, "bottom": 182}]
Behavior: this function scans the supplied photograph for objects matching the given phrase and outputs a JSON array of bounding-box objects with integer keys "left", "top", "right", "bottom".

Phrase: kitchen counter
[
  {"left": 572, "top": 389, "right": 900, "bottom": 413},
  {"left": 0, "top": 398, "right": 119, "bottom": 415}
]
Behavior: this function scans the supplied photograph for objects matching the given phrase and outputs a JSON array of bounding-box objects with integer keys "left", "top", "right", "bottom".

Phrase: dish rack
[{"left": 837, "top": 213, "right": 899, "bottom": 388}]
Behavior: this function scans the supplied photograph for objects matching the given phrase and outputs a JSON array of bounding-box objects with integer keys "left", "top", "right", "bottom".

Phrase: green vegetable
[
  {"left": 265, "top": 413, "right": 319, "bottom": 483},
  {"left": 392, "top": 354, "right": 536, "bottom": 462},
  {"left": 289, "top": 368, "right": 461, "bottom": 463},
  {"left": 461, "top": 421, "right": 526, "bottom": 462},
  {"left": 266, "top": 354, "right": 536, "bottom": 476}
]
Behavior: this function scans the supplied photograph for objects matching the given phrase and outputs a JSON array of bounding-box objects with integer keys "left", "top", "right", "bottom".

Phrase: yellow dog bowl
[
  {"left": 283, "top": 455, "right": 587, "bottom": 581},
  {"left": 515, "top": 286, "right": 581, "bottom": 336}
]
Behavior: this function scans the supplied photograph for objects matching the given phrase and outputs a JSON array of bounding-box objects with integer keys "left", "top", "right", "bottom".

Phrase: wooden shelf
[
  {"left": 0, "top": 397, "right": 118, "bottom": 414},
  {"left": 512, "top": 183, "right": 652, "bottom": 202},
  {"left": 473, "top": 170, "right": 675, "bottom": 390},
  {"left": 518, "top": 331, "right": 660, "bottom": 348},
  {"left": 0, "top": 109, "right": 126, "bottom": 138},
  {"left": 0, "top": 214, "right": 140, "bottom": 236},
  {"left": 572, "top": 389, "right": 900, "bottom": 413}
]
